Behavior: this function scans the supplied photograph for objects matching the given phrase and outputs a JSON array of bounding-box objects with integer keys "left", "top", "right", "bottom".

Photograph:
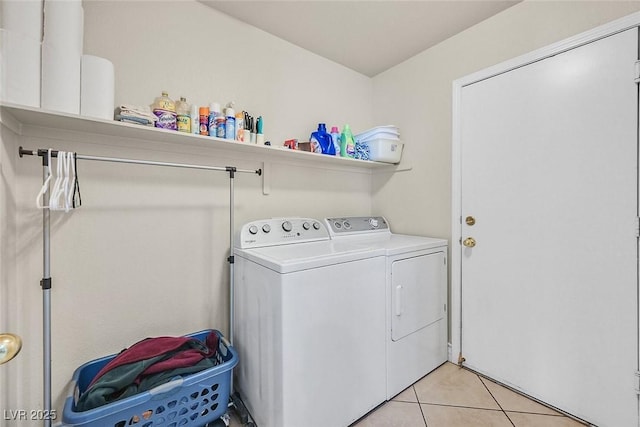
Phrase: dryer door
[{"left": 391, "top": 251, "right": 446, "bottom": 341}]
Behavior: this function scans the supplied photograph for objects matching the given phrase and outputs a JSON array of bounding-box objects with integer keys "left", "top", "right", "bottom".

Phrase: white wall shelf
[{"left": 0, "top": 103, "right": 405, "bottom": 173}]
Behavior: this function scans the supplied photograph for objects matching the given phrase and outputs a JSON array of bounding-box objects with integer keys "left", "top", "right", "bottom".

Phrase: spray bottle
[
  {"left": 209, "top": 102, "right": 221, "bottom": 137},
  {"left": 190, "top": 104, "right": 199, "bottom": 135},
  {"left": 225, "top": 103, "right": 236, "bottom": 140}
]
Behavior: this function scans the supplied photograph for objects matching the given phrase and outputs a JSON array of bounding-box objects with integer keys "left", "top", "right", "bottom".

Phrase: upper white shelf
[{"left": 0, "top": 103, "right": 402, "bottom": 171}]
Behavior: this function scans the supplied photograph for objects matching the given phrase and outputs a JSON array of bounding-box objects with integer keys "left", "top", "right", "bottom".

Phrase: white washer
[
  {"left": 233, "top": 218, "right": 387, "bottom": 427},
  {"left": 325, "top": 216, "right": 448, "bottom": 399}
]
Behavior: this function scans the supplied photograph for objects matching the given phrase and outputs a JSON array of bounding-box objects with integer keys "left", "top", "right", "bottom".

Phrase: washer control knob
[
  {"left": 262, "top": 224, "right": 271, "bottom": 233},
  {"left": 313, "top": 222, "right": 321, "bottom": 230},
  {"left": 334, "top": 221, "right": 342, "bottom": 229},
  {"left": 282, "top": 221, "right": 293, "bottom": 232},
  {"left": 248, "top": 225, "right": 258, "bottom": 235},
  {"left": 343, "top": 221, "right": 351, "bottom": 229},
  {"left": 369, "top": 218, "right": 379, "bottom": 228},
  {"left": 302, "top": 222, "right": 310, "bottom": 230}
]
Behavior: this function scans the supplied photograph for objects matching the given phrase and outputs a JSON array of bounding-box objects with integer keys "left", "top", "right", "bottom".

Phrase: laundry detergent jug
[{"left": 310, "top": 123, "right": 336, "bottom": 155}]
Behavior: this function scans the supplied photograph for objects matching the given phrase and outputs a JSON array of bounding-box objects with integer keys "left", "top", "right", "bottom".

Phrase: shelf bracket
[{"left": 262, "top": 162, "right": 271, "bottom": 195}]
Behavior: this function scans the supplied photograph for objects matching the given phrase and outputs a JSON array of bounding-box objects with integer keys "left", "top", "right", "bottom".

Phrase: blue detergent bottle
[{"left": 310, "top": 123, "right": 335, "bottom": 155}]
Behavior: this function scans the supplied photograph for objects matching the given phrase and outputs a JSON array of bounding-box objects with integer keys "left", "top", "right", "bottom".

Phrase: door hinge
[
  {"left": 635, "top": 60, "right": 640, "bottom": 83},
  {"left": 636, "top": 217, "right": 640, "bottom": 238},
  {"left": 635, "top": 371, "right": 640, "bottom": 395}
]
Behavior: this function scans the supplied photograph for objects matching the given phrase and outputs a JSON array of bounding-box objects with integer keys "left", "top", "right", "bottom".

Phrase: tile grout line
[
  {"left": 469, "top": 367, "right": 590, "bottom": 425},
  {"left": 476, "top": 373, "right": 516, "bottom": 427},
  {"left": 412, "top": 385, "right": 429, "bottom": 427},
  {"left": 420, "top": 402, "right": 515, "bottom": 412}
]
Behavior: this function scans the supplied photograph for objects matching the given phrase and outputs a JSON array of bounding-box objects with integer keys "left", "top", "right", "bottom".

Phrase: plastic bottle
[
  {"left": 190, "top": 104, "right": 199, "bottom": 135},
  {"left": 256, "top": 116, "right": 264, "bottom": 145},
  {"left": 330, "top": 126, "right": 340, "bottom": 156},
  {"left": 235, "top": 112, "right": 245, "bottom": 142},
  {"left": 215, "top": 114, "right": 226, "bottom": 138},
  {"left": 199, "top": 106, "right": 210, "bottom": 135},
  {"left": 341, "top": 124, "right": 355, "bottom": 158},
  {"left": 310, "top": 123, "right": 335, "bottom": 155},
  {"left": 175, "top": 97, "right": 190, "bottom": 133},
  {"left": 152, "top": 91, "right": 177, "bottom": 130},
  {"left": 225, "top": 105, "right": 235, "bottom": 140},
  {"left": 208, "top": 102, "right": 221, "bottom": 137}
]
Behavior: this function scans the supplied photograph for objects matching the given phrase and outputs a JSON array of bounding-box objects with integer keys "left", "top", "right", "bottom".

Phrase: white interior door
[{"left": 460, "top": 28, "right": 638, "bottom": 427}]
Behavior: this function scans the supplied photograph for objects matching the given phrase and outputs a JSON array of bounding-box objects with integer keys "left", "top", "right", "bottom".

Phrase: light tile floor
[
  {"left": 226, "top": 362, "right": 589, "bottom": 427},
  {"left": 352, "top": 362, "right": 589, "bottom": 427}
]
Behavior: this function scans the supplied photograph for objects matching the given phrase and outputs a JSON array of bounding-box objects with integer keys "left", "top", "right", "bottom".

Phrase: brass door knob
[
  {"left": 463, "top": 237, "right": 476, "bottom": 248},
  {"left": 0, "top": 333, "right": 22, "bottom": 365},
  {"left": 465, "top": 216, "right": 476, "bottom": 226}
]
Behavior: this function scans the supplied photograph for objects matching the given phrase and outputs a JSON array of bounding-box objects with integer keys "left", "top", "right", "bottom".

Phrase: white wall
[
  {"left": 2, "top": 1, "right": 376, "bottom": 423},
  {"left": 371, "top": 1, "right": 640, "bottom": 341},
  {"left": 83, "top": 0, "right": 374, "bottom": 145},
  {"left": 372, "top": 1, "right": 640, "bottom": 239},
  {"left": 0, "top": 112, "right": 19, "bottom": 423}
]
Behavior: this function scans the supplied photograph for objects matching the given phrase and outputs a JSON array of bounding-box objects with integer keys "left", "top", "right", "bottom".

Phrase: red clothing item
[{"left": 88, "top": 331, "right": 218, "bottom": 388}]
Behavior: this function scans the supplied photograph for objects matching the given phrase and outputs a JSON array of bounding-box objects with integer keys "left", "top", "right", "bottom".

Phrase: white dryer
[
  {"left": 233, "top": 218, "right": 387, "bottom": 427},
  {"left": 326, "top": 216, "right": 448, "bottom": 399}
]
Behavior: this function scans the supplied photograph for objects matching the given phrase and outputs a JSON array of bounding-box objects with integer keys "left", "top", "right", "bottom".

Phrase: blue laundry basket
[{"left": 62, "top": 330, "right": 238, "bottom": 427}]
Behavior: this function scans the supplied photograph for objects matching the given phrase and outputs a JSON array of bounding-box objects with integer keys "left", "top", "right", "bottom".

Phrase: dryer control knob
[
  {"left": 262, "top": 224, "right": 271, "bottom": 233},
  {"left": 369, "top": 218, "right": 379, "bottom": 228},
  {"left": 282, "top": 221, "right": 293, "bottom": 232},
  {"left": 313, "top": 222, "right": 321, "bottom": 230},
  {"left": 343, "top": 221, "right": 351, "bottom": 229},
  {"left": 248, "top": 225, "right": 258, "bottom": 235},
  {"left": 302, "top": 222, "right": 310, "bottom": 230}
]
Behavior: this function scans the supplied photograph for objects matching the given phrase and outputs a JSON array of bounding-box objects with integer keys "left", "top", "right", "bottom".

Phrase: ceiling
[{"left": 200, "top": 1, "right": 521, "bottom": 77}]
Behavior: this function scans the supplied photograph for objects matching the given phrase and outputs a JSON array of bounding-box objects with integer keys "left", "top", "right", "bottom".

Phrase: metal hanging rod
[
  {"left": 19, "top": 146, "right": 262, "bottom": 176},
  {"left": 19, "top": 144, "right": 260, "bottom": 427}
]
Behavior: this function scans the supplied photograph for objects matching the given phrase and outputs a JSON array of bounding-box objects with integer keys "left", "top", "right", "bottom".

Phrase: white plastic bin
[{"left": 367, "top": 139, "right": 404, "bottom": 164}]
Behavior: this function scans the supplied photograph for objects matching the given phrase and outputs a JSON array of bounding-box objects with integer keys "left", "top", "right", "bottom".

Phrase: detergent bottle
[
  {"left": 310, "top": 123, "right": 335, "bottom": 155},
  {"left": 152, "top": 91, "right": 177, "bottom": 130},
  {"left": 175, "top": 97, "right": 190, "bottom": 133},
  {"left": 340, "top": 124, "right": 355, "bottom": 158},
  {"left": 330, "top": 126, "right": 340, "bottom": 156}
]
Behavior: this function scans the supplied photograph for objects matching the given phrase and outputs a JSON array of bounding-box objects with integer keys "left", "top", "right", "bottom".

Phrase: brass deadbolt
[
  {"left": 465, "top": 216, "right": 476, "bottom": 226},
  {"left": 463, "top": 237, "right": 476, "bottom": 248}
]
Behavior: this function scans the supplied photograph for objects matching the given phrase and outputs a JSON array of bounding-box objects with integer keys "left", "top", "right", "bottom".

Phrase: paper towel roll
[
  {"left": 0, "top": 30, "right": 41, "bottom": 107},
  {"left": 0, "top": 0, "right": 43, "bottom": 40},
  {"left": 81, "top": 55, "right": 114, "bottom": 120},
  {"left": 43, "top": 0, "right": 83, "bottom": 54},
  {"left": 41, "top": 43, "right": 81, "bottom": 114}
]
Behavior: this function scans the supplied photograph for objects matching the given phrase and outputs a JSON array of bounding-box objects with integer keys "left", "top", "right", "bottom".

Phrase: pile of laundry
[
  {"left": 76, "top": 331, "right": 220, "bottom": 411},
  {"left": 114, "top": 104, "right": 158, "bottom": 126},
  {"left": 353, "top": 141, "right": 371, "bottom": 160}
]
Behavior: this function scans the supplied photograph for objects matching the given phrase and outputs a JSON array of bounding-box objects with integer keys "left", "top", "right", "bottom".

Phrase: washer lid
[
  {"left": 331, "top": 233, "right": 447, "bottom": 256},
  {"left": 235, "top": 240, "right": 385, "bottom": 273}
]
